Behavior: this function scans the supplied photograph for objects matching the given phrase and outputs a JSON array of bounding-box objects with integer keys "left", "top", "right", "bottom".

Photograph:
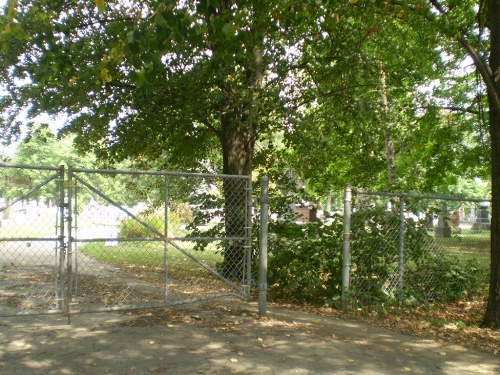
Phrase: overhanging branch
[
  {"left": 423, "top": 105, "right": 482, "bottom": 115},
  {"left": 429, "top": 0, "right": 500, "bottom": 111}
]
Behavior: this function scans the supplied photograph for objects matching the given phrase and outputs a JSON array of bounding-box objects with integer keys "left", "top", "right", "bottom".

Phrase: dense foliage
[
  {"left": 265, "top": 209, "right": 482, "bottom": 307},
  {"left": 267, "top": 219, "right": 343, "bottom": 304}
]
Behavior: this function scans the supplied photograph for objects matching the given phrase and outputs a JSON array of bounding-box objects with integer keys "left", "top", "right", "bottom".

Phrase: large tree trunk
[
  {"left": 204, "top": 0, "right": 263, "bottom": 279},
  {"left": 482, "top": 0, "right": 500, "bottom": 329},
  {"left": 484, "top": 88, "right": 500, "bottom": 328},
  {"left": 220, "top": 121, "right": 254, "bottom": 279},
  {"left": 218, "top": 4, "right": 264, "bottom": 278}
]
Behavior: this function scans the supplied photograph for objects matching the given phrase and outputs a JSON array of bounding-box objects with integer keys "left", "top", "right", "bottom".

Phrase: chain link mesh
[
  {"left": 0, "top": 165, "right": 64, "bottom": 315},
  {"left": 0, "top": 164, "right": 252, "bottom": 316},
  {"left": 68, "top": 169, "right": 251, "bottom": 312},
  {"left": 348, "top": 190, "right": 490, "bottom": 307}
]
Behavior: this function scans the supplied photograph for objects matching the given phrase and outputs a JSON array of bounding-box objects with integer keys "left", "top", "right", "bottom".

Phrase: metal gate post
[
  {"left": 57, "top": 165, "right": 66, "bottom": 311},
  {"left": 342, "top": 184, "right": 352, "bottom": 310},
  {"left": 164, "top": 174, "right": 170, "bottom": 300},
  {"left": 258, "top": 176, "right": 269, "bottom": 316},
  {"left": 244, "top": 177, "right": 253, "bottom": 297},
  {"left": 398, "top": 195, "right": 405, "bottom": 303},
  {"left": 65, "top": 166, "right": 75, "bottom": 322}
]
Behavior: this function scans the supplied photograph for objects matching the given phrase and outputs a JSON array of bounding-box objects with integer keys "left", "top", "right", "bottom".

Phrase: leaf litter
[
  {"left": 296, "top": 294, "right": 499, "bottom": 354},
  {"left": 116, "top": 295, "right": 498, "bottom": 354}
]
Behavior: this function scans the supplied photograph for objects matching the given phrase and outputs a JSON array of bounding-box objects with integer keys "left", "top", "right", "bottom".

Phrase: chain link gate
[
  {"left": 0, "top": 163, "right": 66, "bottom": 316},
  {"left": 0, "top": 163, "right": 253, "bottom": 317}
]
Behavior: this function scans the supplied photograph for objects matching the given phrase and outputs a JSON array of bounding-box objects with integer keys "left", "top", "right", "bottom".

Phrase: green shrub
[
  {"left": 265, "top": 206, "right": 482, "bottom": 308},
  {"left": 349, "top": 208, "right": 400, "bottom": 302},
  {"left": 267, "top": 218, "right": 343, "bottom": 304},
  {"left": 406, "top": 257, "right": 483, "bottom": 302},
  {"left": 118, "top": 210, "right": 185, "bottom": 238},
  {"left": 349, "top": 208, "right": 484, "bottom": 305}
]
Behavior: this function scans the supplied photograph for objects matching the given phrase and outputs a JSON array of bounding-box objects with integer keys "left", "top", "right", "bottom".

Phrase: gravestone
[
  {"left": 472, "top": 204, "right": 490, "bottom": 231},
  {"left": 294, "top": 204, "right": 318, "bottom": 222},
  {"left": 435, "top": 203, "right": 451, "bottom": 238}
]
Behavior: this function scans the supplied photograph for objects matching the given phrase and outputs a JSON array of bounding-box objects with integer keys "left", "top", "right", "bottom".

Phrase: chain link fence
[
  {"left": 69, "top": 168, "right": 253, "bottom": 313},
  {"left": 342, "top": 186, "right": 490, "bottom": 307},
  {"left": 0, "top": 163, "right": 255, "bottom": 316}
]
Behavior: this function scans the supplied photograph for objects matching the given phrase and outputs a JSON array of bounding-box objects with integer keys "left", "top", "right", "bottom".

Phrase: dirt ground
[{"left": 0, "top": 300, "right": 498, "bottom": 375}]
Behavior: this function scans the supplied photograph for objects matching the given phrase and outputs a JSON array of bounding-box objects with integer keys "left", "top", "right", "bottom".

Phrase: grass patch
[
  {"left": 0, "top": 213, "right": 60, "bottom": 238},
  {"left": 433, "top": 232, "right": 490, "bottom": 282},
  {"left": 79, "top": 241, "right": 224, "bottom": 273},
  {"left": 434, "top": 231, "right": 490, "bottom": 256}
]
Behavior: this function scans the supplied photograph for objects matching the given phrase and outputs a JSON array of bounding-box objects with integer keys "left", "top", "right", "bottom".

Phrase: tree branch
[
  {"left": 200, "top": 119, "right": 222, "bottom": 138},
  {"left": 429, "top": 0, "right": 500, "bottom": 111},
  {"left": 105, "top": 82, "right": 136, "bottom": 90},
  {"left": 423, "top": 105, "right": 482, "bottom": 115},
  {"left": 428, "top": 0, "right": 447, "bottom": 14},
  {"left": 62, "top": 16, "right": 137, "bottom": 33}
]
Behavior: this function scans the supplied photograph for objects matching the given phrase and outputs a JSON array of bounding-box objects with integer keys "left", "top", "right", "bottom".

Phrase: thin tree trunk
[
  {"left": 482, "top": 0, "right": 500, "bottom": 329},
  {"left": 380, "top": 65, "right": 397, "bottom": 186}
]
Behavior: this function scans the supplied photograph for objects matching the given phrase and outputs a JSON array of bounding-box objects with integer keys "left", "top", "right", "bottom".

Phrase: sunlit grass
[
  {"left": 79, "top": 241, "right": 224, "bottom": 272},
  {"left": 433, "top": 231, "right": 490, "bottom": 256},
  {"left": 0, "top": 212, "right": 60, "bottom": 238},
  {"left": 433, "top": 231, "right": 490, "bottom": 281}
]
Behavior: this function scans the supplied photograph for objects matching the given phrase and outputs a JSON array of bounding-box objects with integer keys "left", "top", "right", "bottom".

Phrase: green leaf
[
  {"left": 126, "top": 30, "right": 135, "bottom": 44},
  {"left": 222, "top": 23, "right": 235, "bottom": 37},
  {"left": 154, "top": 12, "right": 168, "bottom": 27},
  {"left": 95, "top": 0, "right": 106, "bottom": 13}
]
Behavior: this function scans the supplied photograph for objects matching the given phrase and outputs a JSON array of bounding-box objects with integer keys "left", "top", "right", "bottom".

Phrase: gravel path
[{"left": 0, "top": 240, "right": 166, "bottom": 315}]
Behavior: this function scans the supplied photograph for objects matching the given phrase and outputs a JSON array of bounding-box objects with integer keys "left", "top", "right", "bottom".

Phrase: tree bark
[
  {"left": 380, "top": 65, "right": 397, "bottom": 186},
  {"left": 482, "top": 0, "right": 500, "bottom": 329},
  {"left": 484, "top": 87, "right": 500, "bottom": 328},
  {"left": 220, "top": 121, "right": 254, "bottom": 279}
]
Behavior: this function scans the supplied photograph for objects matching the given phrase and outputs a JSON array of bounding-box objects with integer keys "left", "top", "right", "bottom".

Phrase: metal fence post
[
  {"left": 65, "top": 166, "right": 75, "bottom": 323},
  {"left": 259, "top": 176, "right": 269, "bottom": 316},
  {"left": 57, "top": 165, "right": 66, "bottom": 311},
  {"left": 398, "top": 195, "right": 406, "bottom": 303},
  {"left": 342, "top": 184, "right": 352, "bottom": 309},
  {"left": 245, "top": 177, "right": 253, "bottom": 297},
  {"left": 164, "top": 174, "right": 170, "bottom": 301}
]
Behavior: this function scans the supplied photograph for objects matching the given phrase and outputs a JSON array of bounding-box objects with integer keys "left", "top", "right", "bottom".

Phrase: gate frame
[
  {"left": 66, "top": 166, "right": 253, "bottom": 315},
  {"left": 0, "top": 162, "right": 260, "bottom": 317}
]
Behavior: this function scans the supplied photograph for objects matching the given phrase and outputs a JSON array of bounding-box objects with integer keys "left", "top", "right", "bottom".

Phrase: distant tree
[{"left": 12, "top": 123, "right": 89, "bottom": 167}]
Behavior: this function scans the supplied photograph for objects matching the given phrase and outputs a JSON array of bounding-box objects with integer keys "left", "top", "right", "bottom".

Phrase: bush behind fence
[
  {"left": 264, "top": 186, "right": 490, "bottom": 309},
  {"left": 345, "top": 188, "right": 490, "bottom": 307}
]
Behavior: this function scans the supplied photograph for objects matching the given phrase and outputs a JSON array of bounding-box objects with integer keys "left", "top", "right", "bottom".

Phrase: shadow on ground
[{"left": 0, "top": 300, "right": 498, "bottom": 375}]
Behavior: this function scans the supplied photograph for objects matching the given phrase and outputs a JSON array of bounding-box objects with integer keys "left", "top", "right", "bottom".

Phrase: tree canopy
[{"left": 0, "top": 1, "right": 489, "bottom": 185}]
